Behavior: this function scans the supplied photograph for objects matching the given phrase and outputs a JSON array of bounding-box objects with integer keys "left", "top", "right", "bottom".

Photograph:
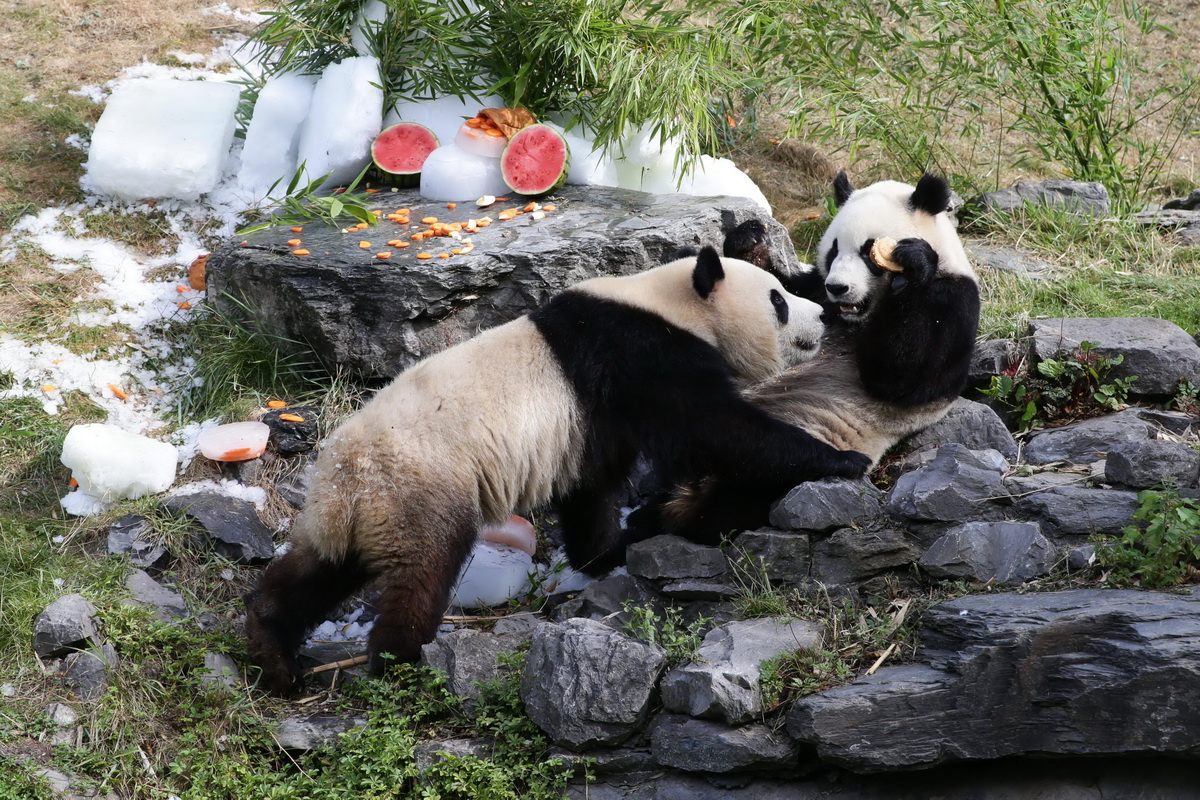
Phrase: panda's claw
[{"left": 890, "top": 237, "right": 939, "bottom": 286}]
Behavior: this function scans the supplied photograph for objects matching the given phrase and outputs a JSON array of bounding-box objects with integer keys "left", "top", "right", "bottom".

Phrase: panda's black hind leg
[
  {"left": 558, "top": 486, "right": 627, "bottom": 576},
  {"left": 367, "top": 516, "right": 479, "bottom": 673},
  {"left": 245, "top": 541, "right": 371, "bottom": 695}
]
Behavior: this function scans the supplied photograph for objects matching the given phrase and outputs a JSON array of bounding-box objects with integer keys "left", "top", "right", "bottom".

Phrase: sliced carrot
[
  {"left": 376, "top": 251, "right": 392, "bottom": 259},
  {"left": 451, "top": 248, "right": 463, "bottom": 255},
  {"left": 438, "top": 253, "right": 450, "bottom": 259},
  {"left": 41, "top": 384, "right": 56, "bottom": 393},
  {"left": 292, "top": 249, "right": 310, "bottom": 256},
  {"left": 458, "top": 244, "right": 475, "bottom": 254},
  {"left": 178, "top": 301, "right": 192, "bottom": 310},
  {"left": 108, "top": 384, "right": 128, "bottom": 400},
  {"left": 447, "top": 202, "right": 457, "bottom": 210},
  {"left": 359, "top": 241, "right": 372, "bottom": 249},
  {"left": 465, "top": 117, "right": 483, "bottom": 128},
  {"left": 523, "top": 202, "right": 538, "bottom": 212},
  {"left": 176, "top": 285, "right": 189, "bottom": 293},
  {"left": 221, "top": 447, "right": 252, "bottom": 460},
  {"left": 446, "top": 222, "right": 462, "bottom": 232},
  {"left": 387, "top": 239, "right": 403, "bottom": 247},
  {"left": 395, "top": 241, "right": 410, "bottom": 248},
  {"left": 496, "top": 197, "right": 510, "bottom": 201},
  {"left": 69, "top": 477, "right": 78, "bottom": 488},
  {"left": 290, "top": 226, "right": 304, "bottom": 233},
  {"left": 411, "top": 233, "right": 424, "bottom": 241},
  {"left": 805, "top": 213, "right": 821, "bottom": 220},
  {"left": 498, "top": 210, "right": 517, "bottom": 220},
  {"left": 485, "top": 128, "right": 504, "bottom": 137},
  {"left": 287, "top": 238, "right": 302, "bottom": 246},
  {"left": 542, "top": 204, "right": 556, "bottom": 211},
  {"left": 267, "top": 400, "right": 288, "bottom": 409},
  {"left": 279, "top": 413, "right": 305, "bottom": 423},
  {"left": 396, "top": 208, "right": 410, "bottom": 215},
  {"left": 416, "top": 252, "right": 433, "bottom": 259},
  {"left": 421, "top": 216, "right": 439, "bottom": 224},
  {"left": 366, "top": 188, "right": 380, "bottom": 194}
]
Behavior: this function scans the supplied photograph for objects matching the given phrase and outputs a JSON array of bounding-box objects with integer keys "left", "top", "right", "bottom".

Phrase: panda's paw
[
  {"left": 891, "top": 238, "right": 938, "bottom": 286},
  {"left": 830, "top": 449, "right": 872, "bottom": 478}
]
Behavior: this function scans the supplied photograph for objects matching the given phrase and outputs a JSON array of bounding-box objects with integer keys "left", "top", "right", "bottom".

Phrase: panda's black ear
[
  {"left": 832, "top": 171, "right": 855, "bottom": 207},
  {"left": 692, "top": 246, "right": 725, "bottom": 300},
  {"left": 909, "top": 174, "right": 952, "bottom": 215}
]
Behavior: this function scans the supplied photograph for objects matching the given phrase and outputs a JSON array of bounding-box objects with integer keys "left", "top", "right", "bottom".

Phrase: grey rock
[
  {"left": 210, "top": 186, "right": 801, "bottom": 379},
  {"left": 45, "top": 702, "right": 78, "bottom": 727},
  {"left": 262, "top": 405, "right": 320, "bottom": 454},
  {"left": 274, "top": 714, "right": 365, "bottom": 751},
  {"left": 789, "top": 588, "right": 1200, "bottom": 771},
  {"left": 900, "top": 446, "right": 1008, "bottom": 476},
  {"left": 1068, "top": 544, "right": 1096, "bottom": 571},
  {"left": 976, "top": 180, "right": 1110, "bottom": 217},
  {"left": 969, "top": 339, "right": 1018, "bottom": 385},
  {"left": 199, "top": 652, "right": 241, "bottom": 691},
  {"left": 106, "top": 515, "right": 170, "bottom": 571},
  {"left": 276, "top": 457, "right": 316, "bottom": 510},
  {"left": 1003, "top": 471, "right": 1089, "bottom": 497},
  {"left": 728, "top": 530, "right": 810, "bottom": 591},
  {"left": 520, "top": 618, "right": 666, "bottom": 750},
  {"left": 1016, "top": 486, "right": 1139, "bottom": 537},
  {"left": 903, "top": 399, "right": 1018, "bottom": 460},
  {"left": 161, "top": 492, "right": 275, "bottom": 563},
  {"left": 811, "top": 528, "right": 921, "bottom": 585},
  {"left": 660, "top": 617, "right": 822, "bottom": 724},
  {"left": 491, "top": 613, "right": 541, "bottom": 638},
  {"left": 649, "top": 714, "right": 799, "bottom": 773},
  {"left": 414, "top": 737, "right": 493, "bottom": 772},
  {"left": 886, "top": 445, "right": 1009, "bottom": 522},
  {"left": 1133, "top": 208, "right": 1200, "bottom": 227},
  {"left": 1163, "top": 188, "right": 1200, "bottom": 210},
  {"left": 1178, "top": 223, "right": 1200, "bottom": 246},
  {"left": 1028, "top": 317, "right": 1200, "bottom": 397},
  {"left": 33, "top": 594, "right": 100, "bottom": 658},
  {"left": 658, "top": 579, "right": 738, "bottom": 600},
  {"left": 63, "top": 644, "right": 118, "bottom": 701},
  {"left": 551, "top": 573, "right": 662, "bottom": 627},
  {"left": 1105, "top": 439, "right": 1200, "bottom": 489},
  {"left": 548, "top": 745, "right": 657, "bottom": 775},
  {"left": 299, "top": 637, "right": 366, "bottom": 667},
  {"left": 966, "top": 241, "right": 1055, "bottom": 279},
  {"left": 769, "top": 478, "right": 884, "bottom": 533},
  {"left": 124, "top": 569, "right": 188, "bottom": 622},
  {"left": 1023, "top": 409, "right": 1157, "bottom": 465},
  {"left": 919, "top": 521, "right": 1055, "bottom": 585},
  {"left": 627, "top": 535, "right": 728, "bottom": 582},
  {"left": 419, "top": 628, "right": 523, "bottom": 703}
]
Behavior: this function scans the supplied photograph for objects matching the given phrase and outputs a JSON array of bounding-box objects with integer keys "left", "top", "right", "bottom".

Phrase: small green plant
[
  {"left": 1173, "top": 379, "right": 1200, "bottom": 417},
  {"left": 1097, "top": 488, "right": 1200, "bottom": 588},
  {"left": 621, "top": 602, "right": 708, "bottom": 667},
  {"left": 983, "top": 340, "right": 1136, "bottom": 430},
  {"left": 236, "top": 162, "right": 379, "bottom": 236}
]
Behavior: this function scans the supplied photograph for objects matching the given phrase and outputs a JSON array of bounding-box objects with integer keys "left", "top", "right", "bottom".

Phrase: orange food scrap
[
  {"left": 279, "top": 413, "right": 305, "bottom": 423},
  {"left": 108, "top": 384, "right": 128, "bottom": 400},
  {"left": 189, "top": 253, "right": 209, "bottom": 290},
  {"left": 376, "top": 251, "right": 392, "bottom": 259},
  {"left": 496, "top": 197, "right": 510, "bottom": 201},
  {"left": 416, "top": 252, "right": 433, "bottom": 259},
  {"left": 458, "top": 244, "right": 475, "bottom": 254},
  {"left": 176, "top": 284, "right": 189, "bottom": 294},
  {"left": 465, "top": 117, "right": 483, "bottom": 128},
  {"left": 366, "top": 188, "right": 380, "bottom": 194},
  {"left": 805, "top": 213, "right": 821, "bottom": 220},
  {"left": 497, "top": 209, "right": 517, "bottom": 220},
  {"left": 421, "top": 216, "right": 439, "bottom": 224},
  {"left": 447, "top": 202, "right": 457, "bottom": 210},
  {"left": 287, "top": 238, "right": 302, "bottom": 246},
  {"left": 726, "top": 114, "right": 737, "bottom": 128},
  {"left": 485, "top": 128, "right": 504, "bottom": 137},
  {"left": 69, "top": 477, "right": 78, "bottom": 488},
  {"left": 221, "top": 447, "right": 252, "bottom": 460},
  {"left": 41, "top": 384, "right": 56, "bottom": 393},
  {"left": 387, "top": 239, "right": 404, "bottom": 247},
  {"left": 411, "top": 233, "right": 424, "bottom": 241},
  {"left": 438, "top": 253, "right": 450, "bottom": 259},
  {"left": 290, "top": 226, "right": 304, "bottom": 233},
  {"left": 395, "top": 241, "right": 410, "bottom": 248},
  {"left": 178, "top": 301, "right": 192, "bottom": 310},
  {"left": 359, "top": 241, "right": 372, "bottom": 249},
  {"left": 451, "top": 248, "right": 463, "bottom": 255},
  {"left": 523, "top": 202, "right": 538, "bottom": 212},
  {"left": 267, "top": 400, "right": 288, "bottom": 409},
  {"left": 542, "top": 205, "right": 556, "bottom": 211},
  {"left": 292, "top": 249, "right": 310, "bottom": 256}
]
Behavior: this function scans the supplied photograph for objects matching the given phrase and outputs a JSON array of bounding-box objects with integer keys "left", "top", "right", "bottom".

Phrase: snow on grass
[{"left": 167, "top": 479, "right": 268, "bottom": 510}]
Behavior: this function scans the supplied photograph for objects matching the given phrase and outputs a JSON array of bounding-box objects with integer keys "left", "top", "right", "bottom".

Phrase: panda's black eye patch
[
  {"left": 770, "top": 289, "right": 789, "bottom": 324},
  {"left": 860, "top": 238, "right": 887, "bottom": 276},
  {"left": 823, "top": 240, "right": 839, "bottom": 272}
]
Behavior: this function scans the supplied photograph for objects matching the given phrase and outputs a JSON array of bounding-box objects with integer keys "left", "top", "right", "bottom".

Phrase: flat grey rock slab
[
  {"left": 626, "top": 535, "right": 728, "bottom": 582},
  {"left": 414, "top": 737, "right": 493, "bottom": 772},
  {"left": 1105, "top": 439, "right": 1200, "bottom": 489},
  {"left": 968, "top": 339, "right": 1018, "bottom": 386},
  {"left": 1028, "top": 317, "right": 1200, "bottom": 397},
  {"left": 161, "top": 492, "right": 275, "bottom": 563},
  {"left": 811, "top": 528, "right": 920, "bottom": 586},
  {"left": 124, "top": 569, "right": 188, "bottom": 622},
  {"left": 274, "top": 714, "right": 365, "bottom": 751},
  {"left": 728, "top": 530, "right": 811, "bottom": 591},
  {"left": 209, "top": 186, "right": 800, "bottom": 378},
  {"left": 63, "top": 644, "right": 118, "bottom": 702},
  {"left": 660, "top": 617, "right": 822, "bottom": 724},
  {"left": 106, "top": 515, "right": 170, "bottom": 571},
  {"left": 1015, "top": 486, "right": 1139, "bottom": 537},
  {"left": 769, "top": 478, "right": 884, "bottom": 533},
  {"left": 1023, "top": 409, "right": 1158, "bottom": 465},
  {"left": 975, "top": 180, "right": 1110, "bottom": 217},
  {"left": 33, "top": 594, "right": 100, "bottom": 658},
  {"left": 419, "top": 628, "right": 524, "bottom": 704},
  {"left": 788, "top": 588, "right": 1200, "bottom": 771},
  {"left": 919, "top": 521, "right": 1054, "bottom": 585},
  {"left": 903, "top": 398, "right": 1018, "bottom": 460},
  {"left": 649, "top": 714, "right": 799, "bottom": 773},
  {"left": 965, "top": 240, "right": 1055, "bottom": 279},
  {"left": 520, "top": 618, "right": 666, "bottom": 750}
]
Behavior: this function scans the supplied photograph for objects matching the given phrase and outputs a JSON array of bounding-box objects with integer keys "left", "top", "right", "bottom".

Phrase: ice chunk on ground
[
  {"left": 419, "top": 142, "right": 510, "bottom": 201},
  {"left": 450, "top": 541, "right": 533, "bottom": 609},
  {"left": 237, "top": 72, "right": 317, "bottom": 201},
  {"left": 676, "top": 155, "right": 771, "bottom": 212},
  {"left": 384, "top": 94, "right": 503, "bottom": 152},
  {"left": 60, "top": 424, "right": 178, "bottom": 515},
  {"left": 295, "top": 56, "right": 384, "bottom": 188},
  {"left": 350, "top": 0, "right": 389, "bottom": 56},
  {"left": 84, "top": 79, "right": 240, "bottom": 201},
  {"left": 542, "top": 123, "right": 618, "bottom": 187}
]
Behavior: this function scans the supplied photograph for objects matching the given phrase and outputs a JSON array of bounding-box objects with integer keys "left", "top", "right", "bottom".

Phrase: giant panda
[
  {"left": 244, "top": 246, "right": 872, "bottom": 693},
  {"left": 633, "top": 173, "right": 981, "bottom": 543}
]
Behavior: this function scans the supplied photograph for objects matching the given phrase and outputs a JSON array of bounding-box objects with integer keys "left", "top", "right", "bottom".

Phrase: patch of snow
[{"left": 168, "top": 479, "right": 268, "bottom": 509}]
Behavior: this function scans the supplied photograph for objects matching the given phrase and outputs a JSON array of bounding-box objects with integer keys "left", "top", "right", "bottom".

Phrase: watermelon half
[
  {"left": 500, "top": 124, "right": 571, "bottom": 196},
  {"left": 371, "top": 122, "right": 439, "bottom": 187}
]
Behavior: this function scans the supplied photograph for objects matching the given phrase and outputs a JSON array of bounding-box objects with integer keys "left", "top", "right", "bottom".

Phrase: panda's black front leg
[
  {"left": 857, "top": 237, "right": 980, "bottom": 406},
  {"left": 557, "top": 484, "right": 628, "bottom": 576}
]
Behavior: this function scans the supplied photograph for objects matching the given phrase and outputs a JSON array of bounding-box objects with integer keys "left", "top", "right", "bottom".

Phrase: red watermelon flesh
[
  {"left": 372, "top": 123, "right": 439, "bottom": 179},
  {"left": 500, "top": 124, "right": 571, "bottom": 196}
]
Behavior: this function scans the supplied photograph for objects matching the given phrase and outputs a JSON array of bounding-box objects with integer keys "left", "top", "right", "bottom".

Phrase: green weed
[
  {"left": 621, "top": 602, "right": 708, "bottom": 667},
  {"left": 1097, "top": 489, "right": 1200, "bottom": 588}
]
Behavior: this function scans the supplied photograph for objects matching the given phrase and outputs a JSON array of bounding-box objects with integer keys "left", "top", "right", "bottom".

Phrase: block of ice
[
  {"left": 384, "top": 94, "right": 503, "bottom": 152},
  {"left": 620, "top": 123, "right": 682, "bottom": 169},
  {"left": 197, "top": 421, "right": 270, "bottom": 462},
  {"left": 350, "top": 0, "right": 389, "bottom": 56},
  {"left": 85, "top": 79, "right": 240, "bottom": 201},
  {"left": 542, "top": 123, "right": 618, "bottom": 187},
  {"left": 676, "top": 155, "right": 772, "bottom": 212},
  {"left": 60, "top": 424, "right": 178, "bottom": 516},
  {"left": 237, "top": 72, "right": 317, "bottom": 201},
  {"left": 295, "top": 56, "right": 384, "bottom": 189},
  {"left": 478, "top": 515, "right": 537, "bottom": 557},
  {"left": 450, "top": 541, "right": 533, "bottom": 609},
  {"left": 419, "top": 142, "right": 510, "bottom": 201}
]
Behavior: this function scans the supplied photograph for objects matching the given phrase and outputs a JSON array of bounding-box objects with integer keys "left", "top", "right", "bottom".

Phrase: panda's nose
[{"left": 826, "top": 282, "right": 849, "bottom": 297}]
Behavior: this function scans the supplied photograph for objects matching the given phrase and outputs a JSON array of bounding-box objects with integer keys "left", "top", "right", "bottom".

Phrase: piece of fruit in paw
[{"left": 870, "top": 237, "right": 904, "bottom": 273}]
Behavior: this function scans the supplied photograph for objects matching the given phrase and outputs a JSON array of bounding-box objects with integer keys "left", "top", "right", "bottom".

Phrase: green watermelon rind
[
  {"left": 371, "top": 122, "right": 439, "bottom": 186},
  {"left": 500, "top": 124, "right": 571, "bottom": 196}
]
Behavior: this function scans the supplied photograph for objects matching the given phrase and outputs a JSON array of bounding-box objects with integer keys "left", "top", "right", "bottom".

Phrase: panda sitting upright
[
  {"left": 635, "top": 172, "right": 981, "bottom": 542},
  {"left": 245, "top": 246, "right": 871, "bottom": 694}
]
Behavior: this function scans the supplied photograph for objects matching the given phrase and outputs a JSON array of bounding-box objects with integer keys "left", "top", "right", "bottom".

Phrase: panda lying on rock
[
  {"left": 245, "top": 246, "right": 871, "bottom": 694},
  {"left": 631, "top": 172, "right": 982, "bottom": 543}
]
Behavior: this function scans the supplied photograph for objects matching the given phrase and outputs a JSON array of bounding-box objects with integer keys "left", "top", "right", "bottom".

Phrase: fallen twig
[{"left": 307, "top": 654, "right": 369, "bottom": 675}]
